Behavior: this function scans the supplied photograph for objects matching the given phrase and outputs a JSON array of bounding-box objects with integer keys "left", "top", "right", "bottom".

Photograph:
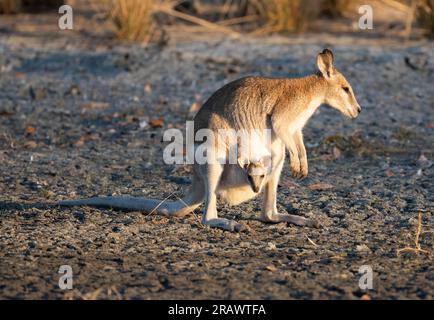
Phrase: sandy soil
[{"left": 0, "top": 11, "right": 433, "bottom": 299}]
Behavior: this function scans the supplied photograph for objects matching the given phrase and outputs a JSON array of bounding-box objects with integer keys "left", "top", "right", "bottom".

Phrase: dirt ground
[{"left": 0, "top": 10, "right": 433, "bottom": 300}]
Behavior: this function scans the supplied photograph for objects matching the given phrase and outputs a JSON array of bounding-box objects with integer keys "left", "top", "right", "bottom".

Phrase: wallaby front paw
[
  {"left": 290, "top": 164, "right": 302, "bottom": 179},
  {"left": 299, "top": 160, "right": 308, "bottom": 179},
  {"left": 292, "top": 169, "right": 307, "bottom": 180},
  {"left": 299, "top": 168, "right": 308, "bottom": 179}
]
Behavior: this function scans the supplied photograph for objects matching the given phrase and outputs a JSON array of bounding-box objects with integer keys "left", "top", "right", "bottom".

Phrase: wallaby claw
[
  {"left": 291, "top": 165, "right": 308, "bottom": 180},
  {"left": 292, "top": 171, "right": 307, "bottom": 180}
]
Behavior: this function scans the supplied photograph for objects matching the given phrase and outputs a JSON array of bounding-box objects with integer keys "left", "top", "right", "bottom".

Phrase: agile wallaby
[{"left": 58, "top": 49, "right": 361, "bottom": 232}]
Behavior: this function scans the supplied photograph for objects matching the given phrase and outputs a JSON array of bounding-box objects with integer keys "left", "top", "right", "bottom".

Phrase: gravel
[{"left": 0, "top": 23, "right": 433, "bottom": 299}]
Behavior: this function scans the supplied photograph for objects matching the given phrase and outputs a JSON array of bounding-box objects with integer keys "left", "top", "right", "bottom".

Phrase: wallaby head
[
  {"left": 317, "top": 49, "right": 361, "bottom": 119},
  {"left": 239, "top": 157, "right": 272, "bottom": 193}
]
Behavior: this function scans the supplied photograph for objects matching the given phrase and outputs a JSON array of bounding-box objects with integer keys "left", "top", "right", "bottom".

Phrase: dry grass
[
  {"left": 382, "top": 0, "right": 434, "bottom": 38},
  {"left": 260, "top": 0, "right": 320, "bottom": 33},
  {"left": 250, "top": 0, "right": 352, "bottom": 34},
  {"left": 416, "top": 0, "right": 434, "bottom": 37},
  {"left": 0, "top": 0, "right": 64, "bottom": 14},
  {"left": 109, "top": 0, "right": 240, "bottom": 42},
  {"left": 110, "top": 0, "right": 159, "bottom": 43},
  {"left": 320, "top": 0, "right": 351, "bottom": 17},
  {"left": 0, "top": 0, "right": 22, "bottom": 14}
]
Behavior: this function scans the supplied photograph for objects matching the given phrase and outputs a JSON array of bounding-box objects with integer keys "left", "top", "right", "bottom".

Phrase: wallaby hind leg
[
  {"left": 200, "top": 163, "right": 245, "bottom": 232},
  {"left": 260, "top": 153, "right": 320, "bottom": 228}
]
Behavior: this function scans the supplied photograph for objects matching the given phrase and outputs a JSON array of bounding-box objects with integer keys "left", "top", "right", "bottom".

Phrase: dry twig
[{"left": 397, "top": 212, "right": 430, "bottom": 256}]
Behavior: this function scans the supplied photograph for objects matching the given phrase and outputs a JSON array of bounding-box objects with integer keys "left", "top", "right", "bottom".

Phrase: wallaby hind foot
[
  {"left": 202, "top": 218, "right": 247, "bottom": 232},
  {"left": 260, "top": 212, "right": 321, "bottom": 228}
]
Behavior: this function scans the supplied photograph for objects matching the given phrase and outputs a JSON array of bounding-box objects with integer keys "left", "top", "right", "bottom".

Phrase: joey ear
[
  {"left": 317, "top": 49, "right": 335, "bottom": 79},
  {"left": 238, "top": 157, "right": 249, "bottom": 170}
]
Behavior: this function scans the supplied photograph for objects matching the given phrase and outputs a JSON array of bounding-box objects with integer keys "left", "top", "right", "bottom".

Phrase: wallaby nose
[{"left": 357, "top": 105, "right": 361, "bottom": 114}]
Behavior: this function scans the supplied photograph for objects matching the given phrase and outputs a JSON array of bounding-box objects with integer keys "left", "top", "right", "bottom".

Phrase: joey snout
[{"left": 247, "top": 174, "right": 264, "bottom": 193}]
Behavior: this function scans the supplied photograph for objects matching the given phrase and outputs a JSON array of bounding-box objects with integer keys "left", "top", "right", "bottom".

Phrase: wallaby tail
[
  {"left": 58, "top": 172, "right": 205, "bottom": 217},
  {"left": 57, "top": 196, "right": 201, "bottom": 217}
]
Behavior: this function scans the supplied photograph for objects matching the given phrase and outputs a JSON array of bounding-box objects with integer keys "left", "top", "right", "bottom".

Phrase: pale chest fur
[
  {"left": 287, "top": 98, "right": 322, "bottom": 134},
  {"left": 237, "top": 130, "right": 272, "bottom": 163}
]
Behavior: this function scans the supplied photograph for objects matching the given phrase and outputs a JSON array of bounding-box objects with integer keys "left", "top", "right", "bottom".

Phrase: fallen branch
[
  {"left": 156, "top": 3, "right": 241, "bottom": 37},
  {"left": 217, "top": 15, "right": 260, "bottom": 26}
]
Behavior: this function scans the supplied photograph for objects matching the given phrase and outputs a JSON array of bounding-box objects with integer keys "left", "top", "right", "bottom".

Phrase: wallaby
[{"left": 58, "top": 49, "right": 361, "bottom": 232}]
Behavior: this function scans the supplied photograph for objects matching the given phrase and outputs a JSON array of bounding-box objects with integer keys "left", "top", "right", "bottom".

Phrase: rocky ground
[{"left": 0, "top": 12, "right": 433, "bottom": 299}]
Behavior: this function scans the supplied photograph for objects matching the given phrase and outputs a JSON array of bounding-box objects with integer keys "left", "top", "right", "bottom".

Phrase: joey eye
[
  {"left": 260, "top": 175, "right": 265, "bottom": 178},
  {"left": 342, "top": 86, "right": 350, "bottom": 94}
]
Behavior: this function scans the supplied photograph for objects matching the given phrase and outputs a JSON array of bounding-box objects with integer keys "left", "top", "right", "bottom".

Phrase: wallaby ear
[{"left": 317, "top": 49, "right": 335, "bottom": 79}]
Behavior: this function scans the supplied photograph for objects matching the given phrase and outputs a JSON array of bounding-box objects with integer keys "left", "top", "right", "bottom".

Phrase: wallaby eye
[
  {"left": 260, "top": 175, "right": 265, "bottom": 178},
  {"left": 342, "top": 86, "right": 350, "bottom": 93}
]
